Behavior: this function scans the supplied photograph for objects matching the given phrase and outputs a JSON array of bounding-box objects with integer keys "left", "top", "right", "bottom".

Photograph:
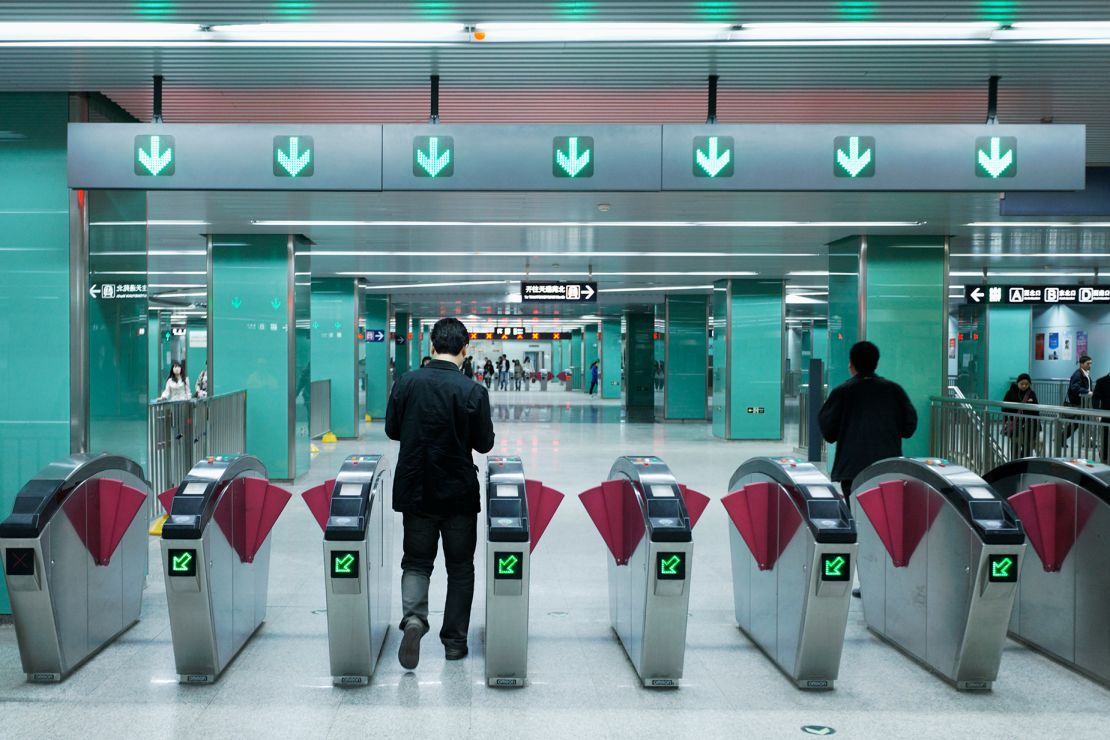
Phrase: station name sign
[
  {"left": 965, "top": 285, "right": 1110, "bottom": 305},
  {"left": 68, "top": 123, "right": 1085, "bottom": 192},
  {"left": 521, "top": 281, "right": 598, "bottom": 303}
]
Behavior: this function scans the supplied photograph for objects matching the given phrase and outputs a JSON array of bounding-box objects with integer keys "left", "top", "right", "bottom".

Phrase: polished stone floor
[{"left": 1, "top": 390, "right": 1108, "bottom": 739}]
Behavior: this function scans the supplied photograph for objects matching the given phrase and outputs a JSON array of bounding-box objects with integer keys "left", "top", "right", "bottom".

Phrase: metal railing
[
  {"left": 310, "top": 379, "right": 332, "bottom": 439},
  {"left": 931, "top": 395, "right": 1109, "bottom": 475},
  {"left": 148, "top": 391, "right": 246, "bottom": 518},
  {"left": 1030, "top": 378, "right": 1070, "bottom": 407}
]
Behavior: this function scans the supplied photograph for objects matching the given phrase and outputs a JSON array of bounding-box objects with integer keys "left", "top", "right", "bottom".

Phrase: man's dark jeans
[{"left": 399, "top": 511, "right": 478, "bottom": 649}]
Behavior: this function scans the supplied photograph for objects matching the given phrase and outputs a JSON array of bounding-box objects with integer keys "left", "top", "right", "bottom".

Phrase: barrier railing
[
  {"left": 1030, "top": 378, "right": 1070, "bottom": 407},
  {"left": 310, "top": 379, "right": 331, "bottom": 439},
  {"left": 147, "top": 391, "right": 246, "bottom": 518},
  {"left": 930, "top": 395, "right": 1109, "bottom": 475}
]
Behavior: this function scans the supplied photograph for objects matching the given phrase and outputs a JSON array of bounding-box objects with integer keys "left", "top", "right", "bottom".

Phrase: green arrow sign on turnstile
[
  {"left": 553, "top": 136, "right": 594, "bottom": 178},
  {"left": 988, "top": 554, "right": 1018, "bottom": 582},
  {"left": 274, "top": 135, "right": 314, "bottom": 177},
  {"left": 331, "top": 550, "right": 359, "bottom": 579},
  {"left": 134, "top": 134, "right": 175, "bottom": 176},
  {"left": 498, "top": 554, "right": 518, "bottom": 575},
  {"left": 976, "top": 136, "right": 1017, "bottom": 178},
  {"left": 821, "top": 553, "right": 851, "bottom": 582},
  {"left": 493, "top": 551, "right": 523, "bottom": 580},
  {"left": 834, "top": 135, "right": 875, "bottom": 178},
  {"left": 656, "top": 552, "right": 685, "bottom": 580},
  {"left": 693, "top": 135, "right": 734, "bottom": 178},
  {"left": 413, "top": 135, "right": 454, "bottom": 178},
  {"left": 167, "top": 548, "right": 197, "bottom": 577}
]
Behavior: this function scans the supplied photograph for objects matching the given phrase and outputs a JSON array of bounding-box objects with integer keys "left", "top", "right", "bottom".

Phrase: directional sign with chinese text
[
  {"left": 365, "top": 329, "right": 386, "bottom": 342},
  {"left": 89, "top": 283, "right": 147, "bottom": 300},
  {"left": 965, "top": 285, "right": 1110, "bottom": 305},
  {"left": 521, "top": 281, "right": 598, "bottom": 303}
]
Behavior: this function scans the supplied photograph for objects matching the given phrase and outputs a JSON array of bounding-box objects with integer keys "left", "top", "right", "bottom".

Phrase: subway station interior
[{"left": 4, "top": 2, "right": 1110, "bottom": 738}]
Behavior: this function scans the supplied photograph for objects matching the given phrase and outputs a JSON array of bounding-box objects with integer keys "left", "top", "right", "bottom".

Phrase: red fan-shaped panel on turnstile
[
  {"left": 1008, "top": 482, "right": 1097, "bottom": 572},
  {"left": 62, "top": 478, "right": 148, "bottom": 566},
  {"left": 301, "top": 480, "right": 335, "bottom": 532},
  {"left": 721, "top": 481, "right": 802, "bottom": 571},
  {"left": 579, "top": 479, "right": 645, "bottom": 565},
  {"left": 525, "top": 479, "right": 565, "bottom": 553},
  {"left": 678, "top": 485, "right": 711, "bottom": 529},
  {"left": 158, "top": 486, "right": 176, "bottom": 514},
  {"left": 856, "top": 479, "right": 939, "bottom": 567},
  {"left": 212, "top": 477, "right": 292, "bottom": 563}
]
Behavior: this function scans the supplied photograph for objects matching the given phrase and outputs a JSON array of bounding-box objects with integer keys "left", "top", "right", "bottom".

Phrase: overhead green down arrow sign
[{"left": 553, "top": 136, "right": 594, "bottom": 178}]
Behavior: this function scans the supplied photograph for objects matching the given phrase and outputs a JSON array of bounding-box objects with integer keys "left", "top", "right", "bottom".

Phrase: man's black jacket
[
  {"left": 1069, "top": 367, "right": 1093, "bottom": 405},
  {"left": 1092, "top": 374, "right": 1110, "bottom": 411},
  {"left": 818, "top": 373, "right": 918, "bottom": 483},
  {"left": 385, "top": 359, "right": 495, "bottom": 515}
]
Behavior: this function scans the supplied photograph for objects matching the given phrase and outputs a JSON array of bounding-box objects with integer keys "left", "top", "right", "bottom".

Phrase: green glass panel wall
[
  {"left": 551, "top": 339, "right": 563, "bottom": 378},
  {"left": 624, "top": 311, "right": 655, "bottom": 410},
  {"left": 956, "top": 303, "right": 986, "bottom": 399},
  {"left": 571, "top": 329, "right": 583, "bottom": 389},
  {"left": 210, "top": 234, "right": 307, "bottom": 480},
  {"left": 87, "top": 190, "right": 148, "bottom": 470},
  {"left": 0, "top": 93, "right": 70, "bottom": 614},
  {"left": 394, "top": 312, "right": 411, "bottom": 378},
  {"left": 186, "top": 320, "right": 207, "bottom": 383},
  {"left": 988, "top": 305, "right": 1032, "bottom": 400},
  {"left": 711, "top": 286, "right": 728, "bottom": 439},
  {"left": 600, "top": 318, "right": 622, "bottom": 399},
  {"left": 584, "top": 323, "right": 599, "bottom": 391},
  {"left": 559, "top": 338, "right": 571, "bottom": 375},
  {"left": 409, "top": 317, "right": 422, "bottom": 369},
  {"left": 712, "top": 280, "right": 784, "bottom": 440},
  {"left": 664, "top": 295, "right": 708, "bottom": 420},
  {"left": 311, "top": 279, "right": 358, "bottom": 438},
  {"left": 363, "top": 296, "right": 390, "bottom": 420},
  {"left": 863, "top": 236, "right": 947, "bottom": 457},
  {"left": 421, "top": 322, "right": 431, "bottom": 361},
  {"left": 294, "top": 257, "right": 310, "bottom": 474},
  {"left": 826, "top": 237, "right": 862, "bottom": 389},
  {"left": 148, "top": 313, "right": 162, "bottom": 403}
]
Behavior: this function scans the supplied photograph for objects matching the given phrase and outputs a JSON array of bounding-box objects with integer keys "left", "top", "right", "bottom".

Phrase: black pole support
[
  {"left": 985, "top": 75, "right": 999, "bottom": 125},
  {"left": 429, "top": 74, "right": 440, "bottom": 124},
  {"left": 152, "top": 75, "right": 164, "bottom": 123},
  {"left": 706, "top": 74, "right": 719, "bottom": 125}
]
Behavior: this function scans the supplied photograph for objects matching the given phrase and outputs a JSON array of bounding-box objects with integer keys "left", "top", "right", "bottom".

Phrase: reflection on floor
[{"left": 1, "top": 391, "right": 1108, "bottom": 738}]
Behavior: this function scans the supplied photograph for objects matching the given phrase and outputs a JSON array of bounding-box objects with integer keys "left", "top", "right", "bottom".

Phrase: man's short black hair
[
  {"left": 850, "top": 341, "right": 880, "bottom": 376},
  {"left": 431, "top": 318, "right": 469, "bottom": 356},
  {"left": 1080, "top": 354, "right": 1092, "bottom": 364}
]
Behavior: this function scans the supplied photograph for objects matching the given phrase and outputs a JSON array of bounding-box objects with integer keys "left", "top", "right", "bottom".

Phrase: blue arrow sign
[{"left": 366, "top": 329, "right": 385, "bottom": 342}]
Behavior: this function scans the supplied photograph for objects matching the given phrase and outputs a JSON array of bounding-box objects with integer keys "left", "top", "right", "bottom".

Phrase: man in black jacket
[
  {"left": 818, "top": 341, "right": 918, "bottom": 499},
  {"left": 386, "top": 318, "right": 495, "bottom": 669},
  {"left": 1092, "top": 370, "right": 1110, "bottom": 459}
]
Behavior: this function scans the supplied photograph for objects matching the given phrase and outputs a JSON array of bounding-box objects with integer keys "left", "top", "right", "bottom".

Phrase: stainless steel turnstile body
[
  {"left": 985, "top": 457, "right": 1110, "bottom": 686},
  {"left": 725, "top": 458, "right": 856, "bottom": 689},
  {"left": 320, "top": 455, "right": 394, "bottom": 685},
  {"left": 594, "top": 456, "right": 694, "bottom": 687},
  {"left": 0, "top": 454, "right": 150, "bottom": 682},
  {"left": 161, "top": 455, "right": 289, "bottom": 683},
  {"left": 854, "top": 458, "right": 1025, "bottom": 690},
  {"left": 485, "top": 457, "right": 531, "bottom": 687}
]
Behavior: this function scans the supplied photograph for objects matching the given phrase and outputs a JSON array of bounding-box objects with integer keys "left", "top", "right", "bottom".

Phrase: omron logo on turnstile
[
  {"left": 494, "top": 551, "right": 522, "bottom": 580},
  {"left": 656, "top": 552, "right": 685, "bottom": 581},
  {"left": 167, "top": 548, "right": 197, "bottom": 577},
  {"left": 820, "top": 553, "right": 851, "bottom": 582},
  {"left": 331, "top": 551, "right": 360, "bottom": 579},
  {"left": 988, "top": 554, "right": 1018, "bottom": 583}
]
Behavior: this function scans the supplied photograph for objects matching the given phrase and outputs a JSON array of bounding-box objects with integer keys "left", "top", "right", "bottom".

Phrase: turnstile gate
[
  {"left": 985, "top": 457, "right": 1110, "bottom": 687},
  {"left": 301, "top": 454, "right": 394, "bottom": 685},
  {"left": 579, "top": 456, "right": 709, "bottom": 687},
  {"left": 0, "top": 454, "right": 150, "bottom": 681},
  {"left": 484, "top": 456, "right": 564, "bottom": 687},
  {"left": 159, "top": 455, "right": 291, "bottom": 683},
  {"left": 853, "top": 457, "right": 1025, "bottom": 690},
  {"left": 724, "top": 457, "right": 856, "bottom": 689}
]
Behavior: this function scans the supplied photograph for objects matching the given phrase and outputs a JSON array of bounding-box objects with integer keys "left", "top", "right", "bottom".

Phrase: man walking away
[
  {"left": 588, "top": 360, "right": 600, "bottom": 396},
  {"left": 818, "top": 341, "right": 917, "bottom": 499},
  {"left": 386, "top": 318, "right": 495, "bottom": 670}
]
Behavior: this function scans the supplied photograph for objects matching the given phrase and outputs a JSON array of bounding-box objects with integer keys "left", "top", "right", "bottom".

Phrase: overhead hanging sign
[
  {"left": 521, "top": 281, "right": 598, "bottom": 303},
  {"left": 965, "top": 284, "right": 1110, "bottom": 305}
]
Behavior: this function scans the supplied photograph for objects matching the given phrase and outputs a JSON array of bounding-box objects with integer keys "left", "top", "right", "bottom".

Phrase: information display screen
[
  {"left": 966, "top": 487, "right": 996, "bottom": 501},
  {"left": 650, "top": 485, "right": 675, "bottom": 498},
  {"left": 496, "top": 485, "right": 519, "bottom": 498},
  {"left": 181, "top": 482, "right": 207, "bottom": 496},
  {"left": 337, "top": 483, "right": 363, "bottom": 497}
]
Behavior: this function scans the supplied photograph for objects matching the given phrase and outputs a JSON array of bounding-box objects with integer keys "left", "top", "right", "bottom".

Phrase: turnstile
[
  {"left": 160, "top": 455, "right": 291, "bottom": 683},
  {"left": 853, "top": 457, "right": 1025, "bottom": 690},
  {"left": 984, "top": 457, "right": 1110, "bottom": 686},
  {"left": 579, "top": 456, "right": 709, "bottom": 687},
  {"left": 301, "top": 454, "right": 394, "bottom": 685},
  {"left": 0, "top": 454, "right": 150, "bottom": 682},
  {"left": 483, "top": 456, "right": 564, "bottom": 687},
  {"left": 724, "top": 457, "right": 856, "bottom": 689}
]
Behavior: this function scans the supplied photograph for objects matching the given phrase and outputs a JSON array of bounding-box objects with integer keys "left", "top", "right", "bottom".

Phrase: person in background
[
  {"left": 588, "top": 360, "right": 600, "bottom": 396},
  {"left": 462, "top": 355, "right": 474, "bottom": 379},
  {"left": 483, "top": 358, "right": 494, "bottom": 389},
  {"left": 1091, "top": 368, "right": 1110, "bottom": 459},
  {"left": 159, "top": 362, "right": 191, "bottom": 401},
  {"left": 1002, "top": 373, "right": 1039, "bottom": 459},
  {"left": 194, "top": 368, "right": 208, "bottom": 399},
  {"left": 1068, "top": 355, "right": 1094, "bottom": 406},
  {"left": 386, "top": 318, "right": 495, "bottom": 670},
  {"left": 497, "top": 355, "right": 509, "bottom": 391},
  {"left": 420, "top": 356, "right": 432, "bottom": 369},
  {"left": 522, "top": 357, "right": 533, "bottom": 389}
]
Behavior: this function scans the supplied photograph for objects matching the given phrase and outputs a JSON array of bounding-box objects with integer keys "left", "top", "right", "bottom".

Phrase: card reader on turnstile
[
  {"left": 160, "top": 455, "right": 291, "bottom": 683},
  {"left": 724, "top": 457, "right": 856, "bottom": 689},
  {"left": 301, "top": 454, "right": 393, "bottom": 685},
  {"left": 985, "top": 457, "right": 1110, "bottom": 687},
  {"left": 0, "top": 454, "right": 150, "bottom": 682},
  {"left": 853, "top": 457, "right": 1025, "bottom": 690},
  {"left": 579, "top": 456, "right": 710, "bottom": 687}
]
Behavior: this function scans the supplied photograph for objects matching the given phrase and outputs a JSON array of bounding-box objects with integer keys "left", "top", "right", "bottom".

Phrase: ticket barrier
[
  {"left": 984, "top": 457, "right": 1110, "bottom": 686},
  {"left": 301, "top": 454, "right": 394, "bottom": 685},
  {"left": 159, "top": 455, "right": 291, "bottom": 683},
  {"left": 0, "top": 454, "right": 150, "bottom": 682},
  {"left": 579, "top": 456, "right": 709, "bottom": 687},
  {"left": 484, "top": 456, "right": 565, "bottom": 687},
  {"left": 853, "top": 458, "right": 1025, "bottom": 690},
  {"left": 723, "top": 457, "right": 856, "bottom": 689}
]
